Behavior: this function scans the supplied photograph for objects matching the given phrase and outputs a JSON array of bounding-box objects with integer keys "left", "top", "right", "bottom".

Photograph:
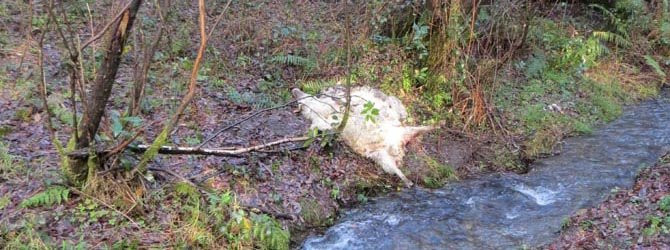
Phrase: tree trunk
[{"left": 64, "top": 0, "right": 143, "bottom": 185}]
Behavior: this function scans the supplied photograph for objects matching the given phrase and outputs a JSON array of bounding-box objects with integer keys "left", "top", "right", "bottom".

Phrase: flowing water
[{"left": 303, "top": 93, "right": 670, "bottom": 249}]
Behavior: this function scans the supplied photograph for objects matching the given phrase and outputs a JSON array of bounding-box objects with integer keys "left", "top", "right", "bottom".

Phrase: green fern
[
  {"left": 251, "top": 214, "right": 290, "bottom": 250},
  {"left": 269, "top": 54, "right": 315, "bottom": 69},
  {"left": 643, "top": 55, "right": 667, "bottom": 78},
  {"left": 20, "top": 186, "right": 70, "bottom": 208},
  {"left": 298, "top": 79, "right": 338, "bottom": 95},
  {"left": 592, "top": 31, "right": 631, "bottom": 48},
  {"left": 659, "top": 0, "right": 670, "bottom": 45},
  {"left": 174, "top": 182, "right": 200, "bottom": 201},
  {"left": 590, "top": 4, "right": 632, "bottom": 44}
]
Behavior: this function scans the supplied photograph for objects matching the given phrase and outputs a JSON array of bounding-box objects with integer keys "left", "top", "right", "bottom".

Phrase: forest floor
[
  {"left": 0, "top": 1, "right": 495, "bottom": 247},
  {"left": 547, "top": 153, "right": 670, "bottom": 249},
  {"left": 0, "top": 1, "right": 668, "bottom": 249}
]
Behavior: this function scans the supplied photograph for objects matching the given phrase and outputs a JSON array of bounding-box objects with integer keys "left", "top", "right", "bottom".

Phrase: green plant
[
  {"left": 224, "top": 210, "right": 290, "bottom": 250},
  {"left": 250, "top": 214, "right": 290, "bottom": 250},
  {"left": 572, "top": 120, "right": 593, "bottom": 135},
  {"left": 361, "top": 101, "right": 380, "bottom": 123},
  {"left": 591, "top": 94, "right": 622, "bottom": 122},
  {"left": 60, "top": 239, "right": 88, "bottom": 250},
  {"left": 0, "top": 214, "right": 49, "bottom": 249},
  {"left": 298, "top": 78, "right": 338, "bottom": 95},
  {"left": 641, "top": 195, "right": 670, "bottom": 237},
  {"left": 0, "top": 195, "right": 10, "bottom": 210},
  {"left": 643, "top": 55, "right": 667, "bottom": 78},
  {"left": 299, "top": 199, "right": 332, "bottom": 227},
  {"left": 20, "top": 186, "right": 70, "bottom": 208},
  {"left": 407, "top": 22, "right": 429, "bottom": 60},
  {"left": 642, "top": 215, "right": 670, "bottom": 236},
  {"left": 0, "top": 142, "right": 15, "bottom": 174},
  {"left": 561, "top": 217, "right": 572, "bottom": 230},
  {"left": 269, "top": 54, "right": 315, "bottom": 70},
  {"left": 421, "top": 156, "right": 457, "bottom": 188},
  {"left": 580, "top": 220, "right": 594, "bottom": 230},
  {"left": 659, "top": 195, "right": 670, "bottom": 212}
]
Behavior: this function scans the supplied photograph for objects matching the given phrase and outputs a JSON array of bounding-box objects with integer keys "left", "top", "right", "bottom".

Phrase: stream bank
[{"left": 303, "top": 91, "right": 670, "bottom": 249}]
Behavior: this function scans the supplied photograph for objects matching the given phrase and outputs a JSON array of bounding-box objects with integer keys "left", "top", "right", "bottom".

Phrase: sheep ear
[{"left": 292, "top": 88, "right": 307, "bottom": 98}]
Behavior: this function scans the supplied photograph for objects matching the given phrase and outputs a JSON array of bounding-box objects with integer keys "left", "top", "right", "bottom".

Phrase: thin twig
[
  {"left": 37, "top": 18, "right": 61, "bottom": 152},
  {"left": 134, "top": 0, "right": 209, "bottom": 175},
  {"left": 105, "top": 128, "right": 145, "bottom": 157},
  {"left": 81, "top": 0, "right": 135, "bottom": 50},
  {"left": 337, "top": 0, "right": 353, "bottom": 133},
  {"left": 198, "top": 98, "right": 305, "bottom": 148},
  {"left": 206, "top": 0, "right": 233, "bottom": 40}
]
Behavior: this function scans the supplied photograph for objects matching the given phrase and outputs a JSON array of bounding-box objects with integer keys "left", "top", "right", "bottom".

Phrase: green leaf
[
  {"left": 122, "top": 116, "right": 143, "bottom": 127},
  {"left": 111, "top": 118, "right": 123, "bottom": 137},
  {"left": 644, "top": 55, "right": 667, "bottom": 78},
  {"left": 303, "top": 137, "right": 315, "bottom": 148}
]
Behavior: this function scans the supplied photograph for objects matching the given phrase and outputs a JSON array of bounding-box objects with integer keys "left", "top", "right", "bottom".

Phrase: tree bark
[{"left": 65, "top": 0, "right": 143, "bottom": 185}]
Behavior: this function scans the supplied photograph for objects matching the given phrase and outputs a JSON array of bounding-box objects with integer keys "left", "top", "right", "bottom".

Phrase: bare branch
[
  {"left": 69, "top": 136, "right": 309, "bottom": 159},
  {"left": 129, "top": 1, "right": 166, "bottom": 116},
  {"left": 198, "top": 97, "right": 307, "bottom": 148},
  {"left": 337, "top": 1, "right": 353, "bottom": 133},
  {"left": 134, "top": 0, "right": 232, "bottom": 174},
  {"left": 206, "top": 0, "right": 233, "bottom": 40},
  {"left": 81, "top": 0, "right": 135, "bottom": 50},
  {"left": 37, "top": 18, "right": 61, "bottom": 152}
]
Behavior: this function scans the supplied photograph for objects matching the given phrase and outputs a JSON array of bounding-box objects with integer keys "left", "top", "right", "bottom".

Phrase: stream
[{"left": 302, "top": 93, "right": 670, "bottom": 249}]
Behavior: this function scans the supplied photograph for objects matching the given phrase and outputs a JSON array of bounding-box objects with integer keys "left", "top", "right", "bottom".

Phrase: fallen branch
[
  {"left": 68, "top": 136, "right": 309, "bottom": 159},
  {"left": 135, "top": 136, "right": 308, "bottom": 156}
]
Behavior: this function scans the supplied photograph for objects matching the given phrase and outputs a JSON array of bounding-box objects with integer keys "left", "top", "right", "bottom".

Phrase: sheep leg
[
  {"left": 368, "top": 150, "right": 413, "bottom": 187},
  {"left": 401, "top": 126, "right": 435, "bottom": 144}
]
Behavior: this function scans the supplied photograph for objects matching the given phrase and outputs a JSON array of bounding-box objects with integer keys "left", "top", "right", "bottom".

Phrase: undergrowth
[
  {"left": 19, "top": 186, "right": 70, "bottom": 208},
  {"left": 168, "top": 182, "right": 290, "bottom": 249}
]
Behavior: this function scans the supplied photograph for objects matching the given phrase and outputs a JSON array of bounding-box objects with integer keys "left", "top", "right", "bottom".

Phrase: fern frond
[
  {"left": 590, "top": 4, "right": 631, "bottom": 40},
  {"left": 590, "top": 4, "right": 618, "bottom": 26},
  {"left": 592, "top": 31, "right": 631, "bottom": 48},
  {"left": 643, "top": 55, "right": 667, "bottom": 78},
  {"left": 174, "top": 182, "right": 200, "bottom": 200},
  {"left": 269, "top": 54, "right": 315, "bottom": 69},
  {"left": 20, "top": 186, "right": 70, "bottom": 208},
  {"left": 251, "top": 214, "right": 290, "bottom": 250},
  {"left": 298, "top": 78, "right": 338, "bottom": 95}
]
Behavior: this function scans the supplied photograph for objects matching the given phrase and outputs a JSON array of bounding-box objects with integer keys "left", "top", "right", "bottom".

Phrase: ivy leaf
[
  {"left": 122, "top": 116, "right": 143, "bottom": 127},
  {"left": 111, "top": 117, "right": 123, "bottom": 137}
]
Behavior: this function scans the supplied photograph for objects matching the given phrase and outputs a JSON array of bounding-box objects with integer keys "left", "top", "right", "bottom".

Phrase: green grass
[
  {"left": 0, "top": 142, "right": 24, "bottom": 179},
  {"left": 299, "top": 199, "right": 334, "bottom": 227},
  {"left": 421, "top": 156, "right": 458, "bottom": 189}
]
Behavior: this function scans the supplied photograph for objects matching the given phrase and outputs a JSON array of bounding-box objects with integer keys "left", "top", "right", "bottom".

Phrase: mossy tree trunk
[{"left": 63, "top": 0, "right": 144, "bottom": 186}]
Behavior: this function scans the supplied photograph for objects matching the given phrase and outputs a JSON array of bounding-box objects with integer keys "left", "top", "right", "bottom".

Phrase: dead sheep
[{"left": 292, "top": 85, "right": 434, "bottom": 187}]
